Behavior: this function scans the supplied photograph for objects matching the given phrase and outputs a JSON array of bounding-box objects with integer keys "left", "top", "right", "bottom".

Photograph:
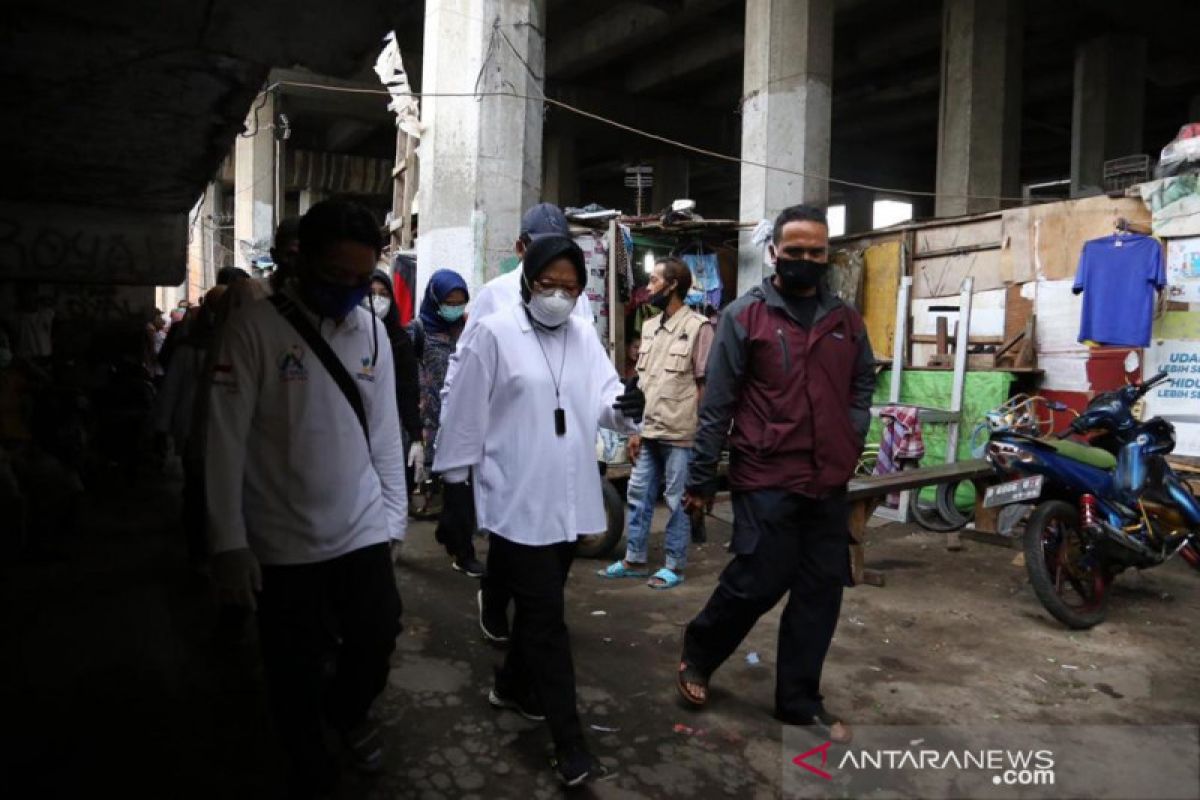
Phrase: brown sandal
[{"left": 676, "top": 661, "right": 708, "bottom": 707}]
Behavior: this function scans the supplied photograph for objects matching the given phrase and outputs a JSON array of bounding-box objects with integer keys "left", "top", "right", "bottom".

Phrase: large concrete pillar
[
  {"left": 652, "top": 155, "right": 690, "bottom": 212},
  {"left": 186, "top": 182, "right": 220, "bottom": 300},
  {"left": 737, "top": 0, "right": 833, "bottom": 294},
  {"left": 233, "top": 90, "right": 276, "bottom": 269},
  {"left": 417, "top": 0, "right": 545, "bottom": 298},
  {"left": 844, "top": 189, "right": 875, "bottom": 234},
  {"left": 543, "top": 135, "right": 579, "bottom": 209},
  {"left": 934, "top": 0, "right": 1023, "bottom": 217},
  {"left": 1070, "top": 35, "right": 1147, "bottom": 198}
]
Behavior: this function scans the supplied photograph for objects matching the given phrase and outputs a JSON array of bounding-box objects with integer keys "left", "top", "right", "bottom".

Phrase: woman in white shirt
[{"left": 433, "top": 235, "right": 643, "bottom": 788}]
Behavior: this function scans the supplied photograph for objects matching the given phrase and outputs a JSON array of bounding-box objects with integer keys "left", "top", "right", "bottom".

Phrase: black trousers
[
  {"left": 257, "top": 542, "right": 402, "bottom": 790},
  {"left": 436, "top": 480, "right": 477, "bottom": 562},
  {"left": 181, "top": 454, "right": 206, "bottom": 565},
  {"left": 683, "top": 489, "right": 850, "bottom": 719},
  {"left": 488, "top": 535, "right": 583, "bottom": 751}
]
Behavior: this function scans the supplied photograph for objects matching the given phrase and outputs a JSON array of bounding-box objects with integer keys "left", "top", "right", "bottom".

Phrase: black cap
[{"left": 520, "top": 203, "right": 570, "bottom": 241}]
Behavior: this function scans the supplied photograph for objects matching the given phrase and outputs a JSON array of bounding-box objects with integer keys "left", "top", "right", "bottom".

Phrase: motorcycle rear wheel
[{"left": 1023, "top": 500, "right": 1110, "bottom": 629}]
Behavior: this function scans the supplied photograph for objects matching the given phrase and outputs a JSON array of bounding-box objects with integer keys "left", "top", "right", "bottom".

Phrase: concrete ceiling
[
  {"left": 543, "top": 0, "right": 1200, "bottom": 215},
  {"left": 1, "top": 1, "right": 418, "bottom": 216}
]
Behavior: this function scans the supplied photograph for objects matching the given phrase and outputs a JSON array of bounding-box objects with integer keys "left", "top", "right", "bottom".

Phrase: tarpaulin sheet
[{"left": 869, "top": 370, "right": 1015, "bottom": 505}]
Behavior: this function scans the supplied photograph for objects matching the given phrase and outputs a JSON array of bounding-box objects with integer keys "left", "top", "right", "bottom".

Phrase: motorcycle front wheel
[{"left": 1023, "top": 500, "right": 1110, "bottom": 629}]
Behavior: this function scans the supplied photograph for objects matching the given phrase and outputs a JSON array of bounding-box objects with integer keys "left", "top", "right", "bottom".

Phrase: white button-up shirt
[
  {"left": 205, "top": 289, "right": 407, "bottom": 564},
  {"left": 433, "top": 301, "right": 638, "bottom": 546}
]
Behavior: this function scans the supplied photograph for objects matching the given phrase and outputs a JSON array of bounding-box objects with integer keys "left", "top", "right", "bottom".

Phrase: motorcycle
[{"left": 983, "top": 371, "right": 1200, "bottom": 629}]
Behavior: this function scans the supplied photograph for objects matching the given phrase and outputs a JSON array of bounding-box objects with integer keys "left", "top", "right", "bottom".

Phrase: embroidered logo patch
[
  {"left": 279, "top": 346, "right": 307, "bottom": 382},
  {"left": 356, "top": 356, "right": 376, "bottom": 383}
]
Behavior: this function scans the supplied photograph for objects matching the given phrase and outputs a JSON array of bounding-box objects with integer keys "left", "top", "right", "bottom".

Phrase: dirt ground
[{"left": 4, "top": 474, "right": 1199, "bottom": 799}]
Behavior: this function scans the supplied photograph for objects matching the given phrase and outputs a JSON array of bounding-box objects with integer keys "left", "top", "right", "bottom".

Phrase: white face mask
[
  {"left": 363, "top": 295, "right": 391, "bottom": 320},
  {"left": 527, "top": 289, "right": 574, "bottom": 328}
]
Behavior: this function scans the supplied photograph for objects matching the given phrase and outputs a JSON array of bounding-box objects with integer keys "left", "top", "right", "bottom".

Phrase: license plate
[{"left": 983, "top": 475, "right": 1044, "bottom": 508}]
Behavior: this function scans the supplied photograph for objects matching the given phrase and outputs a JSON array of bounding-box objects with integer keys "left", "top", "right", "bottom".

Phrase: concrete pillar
[
  {"left": 186, "top": 183, "right": 220, "bottom": 301},
  {"left": 543, "top": 135, "right": 579, "bottom": 209},
  {"left": 737, "top": 0, "right": 833, "bottom": 294},
  {"left": 297, "top": 189, "right": 324, "bottom": 216},
  {"left": 844, "top": 189, "right": 875, "bottom": 234},
  {"left": 1070, "top": 35, "right": 1147, "bottom": 198},
  {"left": 417, "top": 0, "right": 546, "bottom": 299},
  {"left": 934, "top": 0, "right": 1023, "bottom": 217},
  {"left": 652, "top": 155, "right": 690, "bottom": 213},
  {"left": 234, "top": 90, "right": 277, "bottom": 269}
]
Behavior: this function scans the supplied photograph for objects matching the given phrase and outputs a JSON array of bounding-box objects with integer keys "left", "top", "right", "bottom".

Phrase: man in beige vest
[{"left": 599, "top": 256, "right": 713, "bottom": 589}]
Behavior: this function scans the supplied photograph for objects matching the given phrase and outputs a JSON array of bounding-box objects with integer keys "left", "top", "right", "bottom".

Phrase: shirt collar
[{"left": 759, "top": 277, "right": 841, "bottom": 325}]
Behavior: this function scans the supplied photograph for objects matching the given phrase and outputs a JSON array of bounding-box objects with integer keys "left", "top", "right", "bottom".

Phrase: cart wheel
[{"left": 576, "top": 479, "right": 625, "bottom": 559}]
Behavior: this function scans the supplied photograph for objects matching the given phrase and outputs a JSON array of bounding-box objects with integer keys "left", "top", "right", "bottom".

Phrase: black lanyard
[{"left": 531, "top": 322, "right": 569, "bottom": 436}]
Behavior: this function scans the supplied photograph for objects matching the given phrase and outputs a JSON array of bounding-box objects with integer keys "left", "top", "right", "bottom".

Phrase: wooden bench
[{"left": 846, "top": 459, "right": 998, "bottom": 587}]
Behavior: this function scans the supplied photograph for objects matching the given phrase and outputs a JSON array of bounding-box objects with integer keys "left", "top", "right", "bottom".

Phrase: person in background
[
  {"left": 622, "top": 333, "right": 641, "bottom": 380},
  {"left": 675, "top": 204, "right": 876, "bottom": 745},
  {"left": 599, "top": 256, "right": 712, "bottom": 590},
  {"left": 437, "top": 203, "right": 590, "bottom": 644},
  {"left": 408, "top": 269, "right": 477, "bottom": 575},
  {"left": 14, "top": 286, "right": 54, "bottom": 371},
  {"left": 363, "top": 271, "right": 423, "bottom": 515},
  {"left": 153, "top": 285, "right": 227, "bottom": 569},
  {"left": 206, "top": 199, "right": 406, "bottom": 795},
  {"left": 433, "top": 235, "right": 644, "bottom": 788}
]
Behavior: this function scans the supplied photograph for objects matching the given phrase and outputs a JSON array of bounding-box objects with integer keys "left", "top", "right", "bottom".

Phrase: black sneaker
[
  {"left": 452, "top": 556, "right": 486, "bottom": 578},
  {"left": 341, "top": 719, "right": 384, "bottom": 773},
  {"left": 478, "top": 589, "right": 510, "bottom": 644},
  {"left": 551, "top": 746, "right": 593, "bottom": 788},
  {"left": 488, "top": 686, "right": 545, "bottom": 722}
]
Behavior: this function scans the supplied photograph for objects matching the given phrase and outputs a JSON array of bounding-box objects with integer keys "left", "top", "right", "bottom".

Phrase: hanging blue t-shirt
[{"left": 1072, "top": 233, "right": 1165, "bottom": 347}]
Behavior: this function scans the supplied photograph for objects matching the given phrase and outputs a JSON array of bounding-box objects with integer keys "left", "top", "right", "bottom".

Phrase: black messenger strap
[{"left": 269, "top": 293, "right": 371, "bottom": 450}]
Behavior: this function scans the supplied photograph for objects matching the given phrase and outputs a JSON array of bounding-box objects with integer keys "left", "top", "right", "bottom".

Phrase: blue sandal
[
  {"left": 597, "top": 561, "right": 650, "bottom": 579},
  {"left": 648, "top": 568, "right": 684, "bottom": 590}
]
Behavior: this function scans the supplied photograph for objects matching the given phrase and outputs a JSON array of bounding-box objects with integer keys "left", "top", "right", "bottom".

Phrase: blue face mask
[
  {"left": 304, "top": 277, "right": 371, "bottom": 320},
  {"left": 438, "top": 303, "right": 466, "bottom": 323}
]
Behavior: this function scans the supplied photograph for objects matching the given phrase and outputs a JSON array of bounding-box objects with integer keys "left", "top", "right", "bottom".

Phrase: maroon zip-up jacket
[{"left": 687, "top": 278, "right": 876, "bottom": 499}]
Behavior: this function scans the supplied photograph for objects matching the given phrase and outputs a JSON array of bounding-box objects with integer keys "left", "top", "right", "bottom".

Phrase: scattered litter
[
  {"left": 1047, "top": 657, "right": 1057, "bottom": 663},
  {"left": 868, "top": 666, "right": 883, "bottom": 672},
  {"left": 673, "top": 723, "right": 704, "bottom": 736},
  {"left": 1033, "top": 674, "right": 1048, "bottom": 684},
  {"left": 590, "top": 724, "right": 620, "bottom": 733},
  {"left": 848, "top": 617, "right": 866, "bottom": 626},
  {"left": 591, "top": 610, "right": 607, "bottom": 616},
  {"left": 1061, "top": 664, "right": 1079, "bottom": 671},
  {"left": 883, "top": 639, "right": 891, "bottom": 645},
  {"left": 602, "top": 637, "right": 613, "bottom": 644},
  {"left": 745, "top": 652, "right": 761, "bottom": 665}
]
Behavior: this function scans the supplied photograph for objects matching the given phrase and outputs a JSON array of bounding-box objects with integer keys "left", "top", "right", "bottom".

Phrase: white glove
[
  {"left": 408, "top": 441, "right": 427, "bottom": 486},
  {"left": 212, "top": 547, "right": 262, "bottom": 611}
]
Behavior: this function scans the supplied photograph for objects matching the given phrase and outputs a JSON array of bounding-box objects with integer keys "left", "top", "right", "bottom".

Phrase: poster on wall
[
  {"left": 1165, "top": 237, "right": 1200, "bottom": 303},
  {"left": 1144, "top": 339, "right": 1200, "bottom": 421}
]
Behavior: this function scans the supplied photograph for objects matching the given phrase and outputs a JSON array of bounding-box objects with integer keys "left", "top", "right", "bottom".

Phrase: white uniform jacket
[{"left": 205, "top": 289, "right": 407, "bottom": 565}]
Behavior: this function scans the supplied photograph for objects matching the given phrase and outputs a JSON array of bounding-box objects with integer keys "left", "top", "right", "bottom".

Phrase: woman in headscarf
[
  {"left": 407, "top": 269, "right": 474, "bottom": 572},
  {"left": 433, "top": 235, "right": 644, "bottom": 788},
  {"left": 363, "top": 270, "right": 423, "bottom": 507}
]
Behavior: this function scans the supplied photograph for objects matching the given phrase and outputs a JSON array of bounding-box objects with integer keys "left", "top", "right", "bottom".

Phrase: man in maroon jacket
[{"left": 676, "top": 204, "right": 876, "bottom": 744}]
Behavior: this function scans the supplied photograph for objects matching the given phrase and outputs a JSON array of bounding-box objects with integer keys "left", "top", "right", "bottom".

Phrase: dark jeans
[
  {"left": 683, "top": 489, "right": 850, "bottom": 719},
  {"left": 257, "top": 542, "right": 402, "bottom": 791},
  {"left": 488, "top": 535, "right": 584, "bottom": 751}
]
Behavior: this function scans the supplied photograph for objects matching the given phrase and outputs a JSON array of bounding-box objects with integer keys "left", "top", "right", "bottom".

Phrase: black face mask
[
  {"left": 648, "top": 282, "right": 675, "bottom": 311},
  {"left": 775, "top": 257, "right": 827, "bottom": 293}
]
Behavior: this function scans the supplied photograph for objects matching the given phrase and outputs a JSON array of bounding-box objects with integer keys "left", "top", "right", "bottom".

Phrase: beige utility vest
[{"left": 636, "top": 307, "right": 710, "bottom": 441}]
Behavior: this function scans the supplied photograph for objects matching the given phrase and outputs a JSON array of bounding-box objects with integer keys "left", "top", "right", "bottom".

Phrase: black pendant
[{"left": 555, "top": 407, "right": 567, "bottom": 437}]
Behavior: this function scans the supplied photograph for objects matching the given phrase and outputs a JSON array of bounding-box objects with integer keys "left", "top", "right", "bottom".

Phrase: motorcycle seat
[{"left": 1013, "top": 434, "right": 1118, "bottom": 470}]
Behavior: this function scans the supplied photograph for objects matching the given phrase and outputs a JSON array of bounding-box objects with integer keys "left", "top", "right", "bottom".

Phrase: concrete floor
[{"left": 4, "top": 472, "right": 1199, "bottom": 799}]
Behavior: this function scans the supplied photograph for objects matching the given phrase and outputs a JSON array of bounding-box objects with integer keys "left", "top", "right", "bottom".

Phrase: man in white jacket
[
  {"left": 434, "top": 235, "right": 644, "bottom": 788},
  {"left": 206, "top": 199, "right": 406, "bottom": 795}
]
